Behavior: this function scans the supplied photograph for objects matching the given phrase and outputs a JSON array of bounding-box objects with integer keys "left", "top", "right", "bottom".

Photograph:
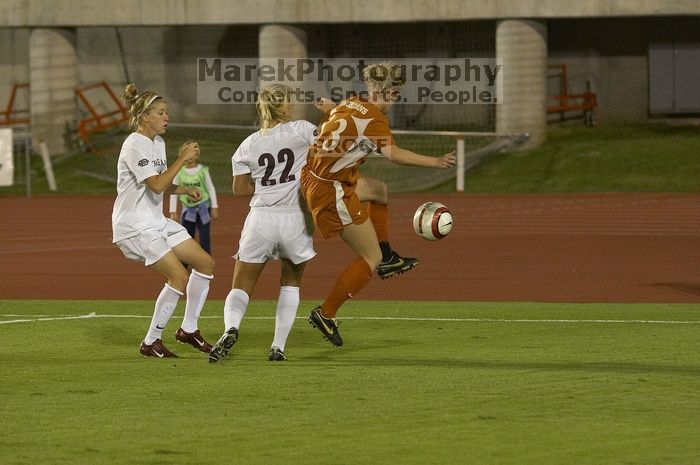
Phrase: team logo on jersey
[{"left": 138, "top": 159, "right": 149, "bottom": 167}]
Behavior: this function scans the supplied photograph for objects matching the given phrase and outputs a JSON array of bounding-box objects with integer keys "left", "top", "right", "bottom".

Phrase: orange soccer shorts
[{"left": 300, "top": 167, "right": 369, "bottom": 239}]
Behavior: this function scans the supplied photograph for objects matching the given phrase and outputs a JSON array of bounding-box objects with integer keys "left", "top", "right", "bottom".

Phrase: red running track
[{"left": 0, "top": 193, "right": 698, "bottom": 303}]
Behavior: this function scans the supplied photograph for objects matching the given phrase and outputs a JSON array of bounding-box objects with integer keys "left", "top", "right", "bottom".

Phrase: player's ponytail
[
  {"left": 122, "top": 83, "right": 163, "bottom": 131},
  {"left": 257, "top": 84, "right": 294, "bottom": 130},
  {"left": 362, "top": 62, "right": 406, "bottom": 94}
]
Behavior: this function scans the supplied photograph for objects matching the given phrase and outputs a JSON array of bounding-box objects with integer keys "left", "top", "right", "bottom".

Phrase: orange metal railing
[
  {"left": 547, "top": 64, "right": 597, "bottom": 124},
  {"left": 0, "top": 83, "right": 30, "bottom": 126},
  {"left": 76, "top": 81, "right": 129, "bottom": 143}
]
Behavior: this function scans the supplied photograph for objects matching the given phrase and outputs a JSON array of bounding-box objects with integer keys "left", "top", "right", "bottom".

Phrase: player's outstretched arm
[
  {"left": 315, "top": 97, "right": 336, "bottom": 114},
  {"left": 170, "top": 185, "right": 201, "bottom": 202},
  {"left": 145, "top": 141, "right": 198, "bottom": 194},
  {"left": 380, "top": 145, "right": 456, "bottom": 169},
  {"left": 232, "top": 173, "right": 255, "bottom": 196}
]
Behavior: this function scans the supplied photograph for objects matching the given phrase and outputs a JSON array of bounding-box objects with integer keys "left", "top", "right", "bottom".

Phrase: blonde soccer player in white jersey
[
  {"left": 112, "top": 84, "right": 215, "bottom": 358},
  {"left": 208, "top": 84, "right": 318, "bottom": 363}
]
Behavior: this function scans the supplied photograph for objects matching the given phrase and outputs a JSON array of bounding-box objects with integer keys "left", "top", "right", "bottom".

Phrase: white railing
[{"left": 168, "top": 122, "right": 527, "bottom": 192}]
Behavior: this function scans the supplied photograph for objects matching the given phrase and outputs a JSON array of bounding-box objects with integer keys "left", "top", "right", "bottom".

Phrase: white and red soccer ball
[{"left": 413, "top": 202, "right": 453, "bottom": 241}]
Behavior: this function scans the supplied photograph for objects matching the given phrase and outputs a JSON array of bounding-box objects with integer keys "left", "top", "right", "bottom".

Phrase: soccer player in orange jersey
[
  {"left": 315, "top": 98, "right": 421, "bottom": 280},
  {"left": 302, "top": 62, "right": 456, "bottom": 346}
]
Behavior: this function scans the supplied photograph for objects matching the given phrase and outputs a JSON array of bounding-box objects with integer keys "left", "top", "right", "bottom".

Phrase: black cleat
[
  {"left": 308, "top": 306, "right": 343, "bottom": 347},
  {"left": 376, "top": 251, "right": 419, "bottom": 279},
  {"left": 208, "top": 328, "right": 239, "bottom": 363},
  {"left": 268, "top": 347, "right": 287, "bottom": 362}
]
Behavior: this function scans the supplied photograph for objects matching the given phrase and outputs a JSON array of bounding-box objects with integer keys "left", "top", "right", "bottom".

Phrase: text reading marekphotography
[{"left": 196, "top": 58, "right": 503, "bottom": 105}]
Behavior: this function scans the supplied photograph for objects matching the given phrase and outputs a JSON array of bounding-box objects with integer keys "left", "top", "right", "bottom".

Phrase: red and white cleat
[{"left": 175, "top": 328, "right": 212, "bottom": 353}]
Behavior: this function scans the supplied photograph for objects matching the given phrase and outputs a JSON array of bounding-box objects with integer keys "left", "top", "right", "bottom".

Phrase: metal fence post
[{"left": 456, "top": 137, "right": 465, "bottom": 192}]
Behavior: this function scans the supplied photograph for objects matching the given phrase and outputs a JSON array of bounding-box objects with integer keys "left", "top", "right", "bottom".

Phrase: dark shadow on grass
[
  {"left": 294, "top": 358, "right": 700, "bottom": 377},
  {"left": 646, "top": 282, "right": 700, "bottom": 299},
  {"left": 153, "top": 449, "right": 183, "bottom": 455},
  {"left": 96, "top": 326, "right": 134, "bottom": 346}
]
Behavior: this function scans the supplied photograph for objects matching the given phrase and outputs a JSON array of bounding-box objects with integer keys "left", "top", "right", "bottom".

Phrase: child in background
[{"left": 169, "top": 141, "right": 219, "bottom": 254}]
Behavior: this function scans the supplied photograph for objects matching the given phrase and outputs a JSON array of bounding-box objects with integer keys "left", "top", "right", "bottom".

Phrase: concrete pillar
[
  {"left": 496, "top": 20, "right": 547, "bottom": 150},
  {"left": 259, "top": 25, "right": 314, "bottom": 122},
  {"left": 29, "top": 28, "right": 78, "bottom": 155}
]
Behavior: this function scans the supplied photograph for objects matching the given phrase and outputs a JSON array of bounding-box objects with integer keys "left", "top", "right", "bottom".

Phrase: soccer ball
[{"left": 413, "top": 202, "right": 453, "bottom": 241}]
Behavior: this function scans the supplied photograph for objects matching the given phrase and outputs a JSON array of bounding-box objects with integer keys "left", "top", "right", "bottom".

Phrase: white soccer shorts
[
  {"left": 235, "top": 207, "right": 316, "bottom": 265},
  {"left": 116, "top": 219, "right": 192, "bottom": 266}
]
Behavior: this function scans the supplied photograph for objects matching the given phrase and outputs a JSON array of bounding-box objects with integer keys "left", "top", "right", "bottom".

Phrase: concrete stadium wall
[
  {"left": 77, "top": 26, "right": 258, "bottom": 125},
  {"left": 548, "top": 17, "right": 700, "bottom": 123},
  {"left": 0, "top": 25, "right": 258, "bottom": 132},
  {"left": 2, "top": 0, "right": 700, "bottom": 26},
  {"left": 2, "top": 15, "right": 699, "bottom": 151},
  {"left": 72, "top": 18, "right": 698, "bottom": 126},
  {"left": 548, "top": 18, "right": 651, "bottom": 123},
  {"left": 0, "top": 28, "right": 30, "bottom": 113}
]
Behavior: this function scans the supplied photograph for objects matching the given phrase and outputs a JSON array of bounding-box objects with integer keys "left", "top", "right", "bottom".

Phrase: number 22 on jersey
[{"left": 258, "top": 148, "right": 295, "bottom": 186}]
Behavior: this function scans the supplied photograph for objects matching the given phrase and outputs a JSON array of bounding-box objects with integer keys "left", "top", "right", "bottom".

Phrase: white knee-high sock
[
  {"left": 145, "top": 284, "right": 182, "bottom": 344},
  {"left": 181, "top": 270, "right": 213, "bottom": 333},
  {"left": 272, "top": 286, "right": 300, "bottom": 352},
  {"left": 224, "top": 288, "right": 249, "bottom": 331}
]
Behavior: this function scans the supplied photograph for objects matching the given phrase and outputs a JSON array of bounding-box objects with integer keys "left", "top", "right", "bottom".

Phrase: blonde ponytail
[{"left": 256, "top": 84, "right": 294, "bottom": 129}]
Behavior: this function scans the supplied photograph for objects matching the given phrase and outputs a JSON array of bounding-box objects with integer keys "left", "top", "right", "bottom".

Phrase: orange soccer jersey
[{"left": 301, "top": 97, "right": 395, "bottom": 238}]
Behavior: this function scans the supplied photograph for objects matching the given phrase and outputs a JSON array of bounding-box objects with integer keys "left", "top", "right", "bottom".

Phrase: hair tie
[
  {"left": 136, "top": 94, "right": 161, "bottom": 118},
  {"left": 144, "top": 94, "right": 160, "bottom": 108}
]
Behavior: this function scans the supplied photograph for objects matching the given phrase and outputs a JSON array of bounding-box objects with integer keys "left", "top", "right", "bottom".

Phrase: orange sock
[
  {"left": 321, "top": 257, "right": 374, "bottom": 318},
  {"left": 368, "top": 202, "right": 389, "bottom": 242}
]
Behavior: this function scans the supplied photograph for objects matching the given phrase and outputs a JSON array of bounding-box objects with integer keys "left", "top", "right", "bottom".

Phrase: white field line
[
  {"left": 1, "top": 313, "right": 699, "bottom": 325},
  {"left": 0, "top": 313, "right": 100, "bottom": 325}
]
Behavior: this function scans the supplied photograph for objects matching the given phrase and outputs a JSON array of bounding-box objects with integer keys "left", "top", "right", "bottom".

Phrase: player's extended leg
[
  {"left": 143, "top": 251, "right": 192, "bottom": 358},
  {"left": 171, "top": 238, "right": 215, "bottom": 353},
  {"left": 269, "top": 259, "right": 307, "bottom": 361},
  {"left": 309, "top": 219, "right": 380, "bottom": 347},
  {"left": 356, "top": 175, "right": 419, "bottom": 279},
  {"left": 175, "top": 215, "right": 197, "bottom": 269},
  {"left": 208, "top": 260, "right": 266, "bottom": 363}
]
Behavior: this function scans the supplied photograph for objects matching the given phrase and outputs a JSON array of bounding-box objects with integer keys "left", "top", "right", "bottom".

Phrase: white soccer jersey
[
  {"left": 232, "top": 120, "right": 316, "bottom": 208},
  {"left": 112, "top": 132, "right": 169, "bottom": 242}
]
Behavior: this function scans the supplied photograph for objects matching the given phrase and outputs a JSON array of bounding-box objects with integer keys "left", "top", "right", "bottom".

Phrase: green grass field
[
  {"left": 456, "top": 124, "right": 700, "bottom": 193},
  {"left": 4, "top": 124, "right": 700, "bottom": 196},
  {"left": 1, "top": 300, "right": 698, "bottom": 465}
]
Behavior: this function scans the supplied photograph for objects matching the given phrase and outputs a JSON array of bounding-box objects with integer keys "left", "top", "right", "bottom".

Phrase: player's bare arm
[
  {"left": 232, "top": 173, "right": 255, "bottom": 196},
  {"left": 145, "top": 142, "right": 199, "bottom": 194},
  {"left": 169, "top": 184, "right": 202, "bottom": 202},
  {"left": 380, "top": 145, "right": 456, "bottom": 169},
  {"left": 315, "top": 97, "right": 336, "bottom": 114}
]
